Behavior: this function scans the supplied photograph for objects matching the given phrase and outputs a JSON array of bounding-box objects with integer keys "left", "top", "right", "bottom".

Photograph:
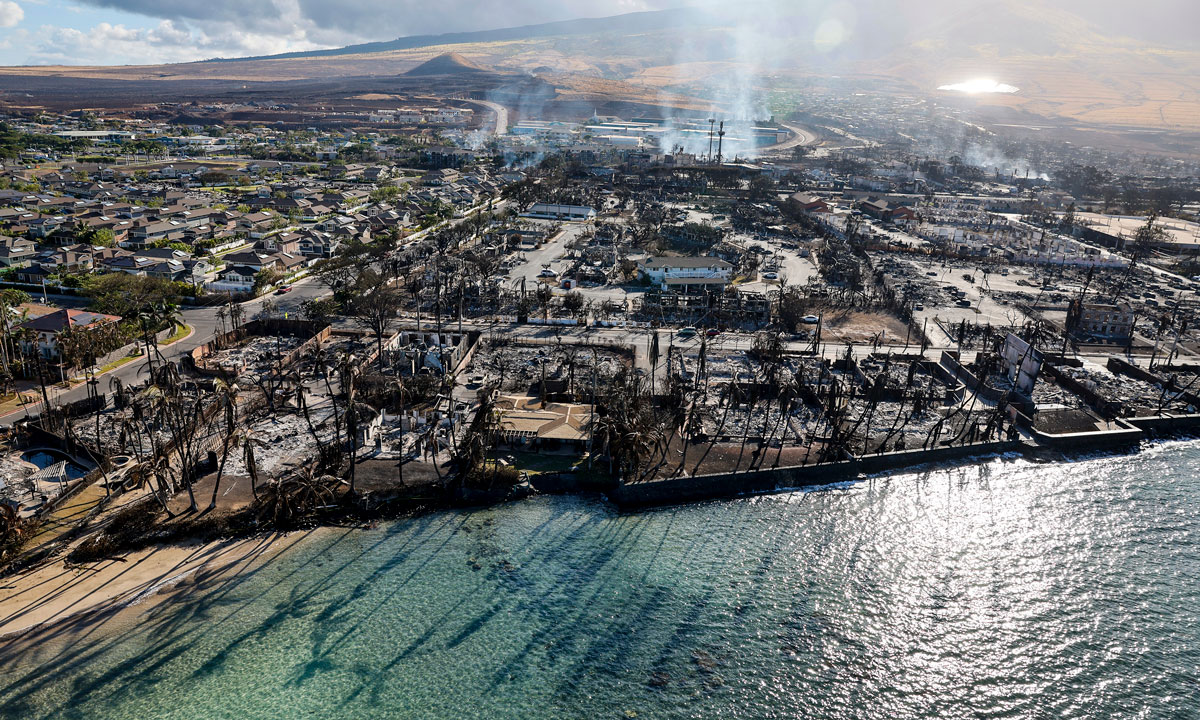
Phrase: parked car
[
  {"left": 801, "top": 315, "right": 820, "bottom": 324},
  {"left": 275, "top": 285, "right": 292, "bottom": 294},
  {"left": 677, "top": 326, "right": 698, "bottom": 338},
  {"left": 705, "top": 328, "right": 721, "bottom": 337},
  {"left": 762, "top": 272, "right": 779, "bottom": 280},
  {"left": 538, "top": 268, "right": 558, "bottom": 278}
]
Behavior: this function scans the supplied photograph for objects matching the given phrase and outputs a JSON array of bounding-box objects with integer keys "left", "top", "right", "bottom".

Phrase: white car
[
  {"left": 801, "top": 315, "right": 820, "bottom": 324},
  {"left": 538, "top": 268, "right": 558, "bottom": 278},
  {"left": 762, "top": 272, "right": 779, "bottom": 280}
]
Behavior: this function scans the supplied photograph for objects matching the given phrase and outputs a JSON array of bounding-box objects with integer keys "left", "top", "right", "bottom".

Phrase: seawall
[
  {"left": 612, "top": 411, "right": 1200, "bottom": 508},
  {"left": 611, "top": 440, "right": 1020, "bottom": 508}
]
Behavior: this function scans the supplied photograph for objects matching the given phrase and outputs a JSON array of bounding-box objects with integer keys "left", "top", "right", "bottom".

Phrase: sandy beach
[{"left": 0, "top": 531, "right": 312, "bottom": 645}]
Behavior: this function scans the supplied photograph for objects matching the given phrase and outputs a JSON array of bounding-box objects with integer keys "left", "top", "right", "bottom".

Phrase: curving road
[{"left": 763, "top": 122, "right": 819, "bottom": 154}]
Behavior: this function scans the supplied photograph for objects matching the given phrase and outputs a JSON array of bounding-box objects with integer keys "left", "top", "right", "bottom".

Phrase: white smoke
[{"left": 653, "top": 6, "right": 777, "bottom": 160}]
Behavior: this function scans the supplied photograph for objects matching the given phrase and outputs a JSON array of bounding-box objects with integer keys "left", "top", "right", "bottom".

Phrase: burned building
[{"left": 1067, "top": 301, "right": 1135, "bottom": 343}]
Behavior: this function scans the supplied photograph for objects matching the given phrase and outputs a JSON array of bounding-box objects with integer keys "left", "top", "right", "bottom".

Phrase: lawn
[
  {"left": 97, "top": 354, "right": 140, "bottom": 375},
  {"left": 160, "top": 323, "right": 191, "bottom": 346}
]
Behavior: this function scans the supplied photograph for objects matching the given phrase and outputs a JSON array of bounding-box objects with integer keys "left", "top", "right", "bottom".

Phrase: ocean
[{"left": 1, "top": 441, "right": 1198, "bottom": 719}]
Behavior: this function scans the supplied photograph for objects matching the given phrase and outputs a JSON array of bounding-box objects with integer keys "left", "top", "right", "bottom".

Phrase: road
[
  {"left": 734, "top": 233, "right": 820, "bottom": 292},
  {"left": 460, "top": 99, "right": 508, "bottom": 136},
  {"left": 762, "top": 123, "right": 819, "bottom": 154},
  {"left": 507, "top": 222, "right": 583, "bottom": 289},
  {"left": 0, "top": 273, "right": 332, "bottom": 428}
]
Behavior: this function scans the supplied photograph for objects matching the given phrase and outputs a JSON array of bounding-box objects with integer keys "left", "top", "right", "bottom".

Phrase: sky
[
  {"left": 0, "top": 0, "right": 1189, "bottom": 67},
  {"left": 0, "top": 0, "right": 689, "bottom": 66}
]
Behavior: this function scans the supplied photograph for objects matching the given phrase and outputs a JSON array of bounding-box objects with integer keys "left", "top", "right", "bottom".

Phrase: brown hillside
[{"left": 404, "top": 52, "right": 492, "bottom": 76}]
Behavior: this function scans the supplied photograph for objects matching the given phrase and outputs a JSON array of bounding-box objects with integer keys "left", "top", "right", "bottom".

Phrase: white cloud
[
  {"left": 0, "top": 1, "right": 24, "bottom": 28},
  {"left": 26, "top": 19, "right": 324, "bottom": 65},
  {"left": 53, "top": 0, "right": 688, "bottom": 60},
  {"left": 13, "top": 0, "right": 690, "bottom": 64}
]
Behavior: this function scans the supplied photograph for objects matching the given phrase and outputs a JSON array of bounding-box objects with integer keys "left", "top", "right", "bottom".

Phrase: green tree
[{"left": 82, "top": 274, "right": 184, "bottom": 319}]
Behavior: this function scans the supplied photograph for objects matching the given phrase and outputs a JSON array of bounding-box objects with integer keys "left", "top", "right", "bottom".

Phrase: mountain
[
  {"left": 404, "top": 53, "right": 493, "bottom": 77},
  {"left": 219, "top": 9, "right": 703, "bottom": 63},
  {"left": 0, "top": 3, "right": 1196, "bottom": 133}
]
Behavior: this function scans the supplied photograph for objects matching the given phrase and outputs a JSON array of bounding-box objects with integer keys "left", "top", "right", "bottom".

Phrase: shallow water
[{"left": 2, "top": 442, "right": 1199, "bottom": 719}]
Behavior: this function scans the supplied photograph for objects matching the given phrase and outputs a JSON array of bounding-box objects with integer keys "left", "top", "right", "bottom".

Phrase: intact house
[
  {"left": 788, "top": 193, "right": 831, "bottom": 215},
  {"left": 0, "top": 241, "right": 39, "bottom": 268},
  {"left": 638, "top": 256, "right": 734, "bottom": 292},
  {"left": 235, "top": 211, "right": 278, "bottom": 239},
  {"left": 15, "top": 308, "right": 122, "bottom": 360},
  {"left": 857, "top": 198, "right": 917, "bottom": 226},
  {"left": 15, "top": 264, "right": 55, "bottom": 285},
  {"left": 422, "top": 168, "right": 461, "bottom": 186},
  {"left": 495, "top": 396, "right": 593, "bottom": 451},
  {"left": 208, "top": 251, "right": 308, "bottom": 293},
  {"left": 123, "top": 219, "right": 187, "bottom": 249},
  {"left": 207, "top": 265, "right": 260, "bottom": 294},
  {"left": 297, "top": 231, "right": 341, "bottom": 259}
]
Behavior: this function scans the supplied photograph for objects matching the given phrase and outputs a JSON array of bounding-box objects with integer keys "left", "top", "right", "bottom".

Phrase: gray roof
[{"left": 642, "top": 256, "right": 733, "bottom": 269}]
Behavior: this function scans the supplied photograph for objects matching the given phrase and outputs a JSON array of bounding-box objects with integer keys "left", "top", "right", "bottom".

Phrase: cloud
[
  {"left": 67, "top": 0, "right": 688, "bottom": 52},
  {"left": 13, "top": 0, "right": 1199, "bottom": 66},
  {"left": 0, "top": 1, "right": 23, "bottom": 28},
  {"left": 26, "top": 19, "right": 323, "bottom": 65}
]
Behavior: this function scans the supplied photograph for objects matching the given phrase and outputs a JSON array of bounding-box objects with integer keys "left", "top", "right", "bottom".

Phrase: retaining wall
[
  {"left": 1108, "top": 358, "right": 1200, "bottom": 408},
  {"left": 1124, "top": 413, "right": 1200, "bottom": 435},
  {"left": 610, "top": 440, "right": 1019, "bottom": 508},
  {"left": 1013, "top": 410, "right": 1145, "bottom": 451}
]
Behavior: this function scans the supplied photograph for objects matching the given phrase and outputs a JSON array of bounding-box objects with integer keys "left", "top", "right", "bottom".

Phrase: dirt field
[{"left": 820, "top": 310, "right": 912, "bottom": 346}]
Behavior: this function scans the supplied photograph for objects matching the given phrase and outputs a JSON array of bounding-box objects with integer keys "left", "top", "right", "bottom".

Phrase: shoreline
[
  {"left": 3, "top": 432, "right": 1199, "bottom": 653},
  {"left": 0, "top": 530, "right": 314, "bottom": 646}
]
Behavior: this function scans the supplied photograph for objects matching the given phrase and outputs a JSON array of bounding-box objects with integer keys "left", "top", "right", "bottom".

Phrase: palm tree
[
  {"left": 243, "top": 437, "right": 261, "bottom": 501},
  {"left": 341, "top": 353, "right": 359, "bottom": 497},
  {"left": 229, "top": 301, "right": 245, "bottom": 332},
  {"left": 207, "top": 379, "right": 240, "bottom": 511},
  {"left": 215, "top": 306, "right": 228, "bottom": 343}
]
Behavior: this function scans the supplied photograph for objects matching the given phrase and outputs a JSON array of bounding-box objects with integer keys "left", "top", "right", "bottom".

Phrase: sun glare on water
[{"left": 938, "top": 78, "right": 1019, "bottom": 94}]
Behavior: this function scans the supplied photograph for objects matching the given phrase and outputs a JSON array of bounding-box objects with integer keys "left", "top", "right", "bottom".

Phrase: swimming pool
[{"left": 21, "top": 449, "right": 90, "bottom": 480}]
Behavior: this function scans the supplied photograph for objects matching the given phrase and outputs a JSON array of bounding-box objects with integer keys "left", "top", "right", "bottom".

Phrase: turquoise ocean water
[{"left": 2, "top": 442, "right": 1198, "bottom": 719}]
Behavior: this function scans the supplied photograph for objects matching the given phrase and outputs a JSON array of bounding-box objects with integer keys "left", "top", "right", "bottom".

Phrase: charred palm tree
[
  {"left": 207, "top": 379, "right": 240, "bottom": 512},
  {"left": 691, "top": 374, "right": 742, "bottom": 476}
]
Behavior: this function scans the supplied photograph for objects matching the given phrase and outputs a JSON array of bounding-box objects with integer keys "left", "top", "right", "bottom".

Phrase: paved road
[
  {"left": 762, "top": 123, "right": 819, "bottom": 154},
  {"left": 0, "top": 273, "right": 332, "bottom": 428},
  {"left": 471, "top": 100, "right": 508, "bottom": 136}
]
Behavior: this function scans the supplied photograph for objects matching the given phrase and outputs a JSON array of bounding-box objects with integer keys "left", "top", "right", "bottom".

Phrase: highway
[
  {"left": 763, "top": 123, "right": 819, "bottom": 154},
  {"left": 463, "top": 99, "right": 508, "bottom": 136}
]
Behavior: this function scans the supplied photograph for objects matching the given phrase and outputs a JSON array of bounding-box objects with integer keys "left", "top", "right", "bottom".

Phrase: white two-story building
[{"left": 638, "top": 256, "right": 734, "bottom": 293}]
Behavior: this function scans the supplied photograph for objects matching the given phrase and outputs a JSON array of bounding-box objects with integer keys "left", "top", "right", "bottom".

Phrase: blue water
[
  {"left": 1, "top": 442, "right": 1199, "bottom": 719},
  {"left": 21, "top": 450, "right": 89, "bottom": 481}
]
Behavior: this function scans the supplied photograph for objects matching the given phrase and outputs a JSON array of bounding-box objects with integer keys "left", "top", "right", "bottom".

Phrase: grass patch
[
  {"left": 98, "top": 353, "right": 140, "bottom": 375},
  {"left": 161, "top": 323, "right": 191, "bottom": 346},
  {"left": 0, "top": 391, "right": 37, "bottom": 414}
]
